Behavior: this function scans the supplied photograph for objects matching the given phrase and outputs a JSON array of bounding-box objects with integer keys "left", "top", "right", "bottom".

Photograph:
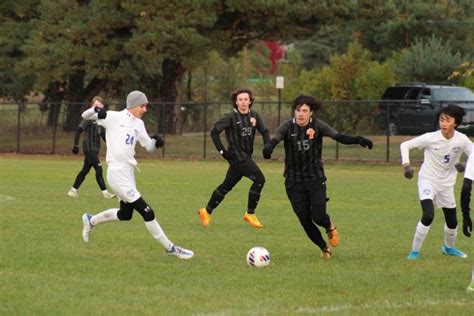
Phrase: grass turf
[{"left": 0, "top": 156, "right": 473, "bottom": 315}]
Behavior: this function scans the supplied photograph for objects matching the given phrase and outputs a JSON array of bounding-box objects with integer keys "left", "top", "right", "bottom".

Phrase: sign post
[{"left": 276, "top": 76, "right": 284, "bottom": 126}]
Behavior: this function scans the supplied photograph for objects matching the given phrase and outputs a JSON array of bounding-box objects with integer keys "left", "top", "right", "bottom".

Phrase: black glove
[
  {"left": 357, "top": 136, "right": 373, "bottom": 149},
  {"left": 151, "top": 134, "right": 164, "bottom": 148},
  {"left": 220, "top": 149, "right": 233, "bottom": 160},
  {"left": 94, "top": 106, "right": 107, "bottom": 119},
  {"left": 455, "top": 162, "right": 466, "bottom": 173},
  {"left": 72, "top": 145, "right": 79, "bottom": 155},
  {"left": 463, "top": 212, "right": 472, "bottom": 237},
  {"left": 404, "top": 165, "right": 414, "bottom": 179},
  {"left": 262, "top": 143, "right": 273, "bottom": 159}
]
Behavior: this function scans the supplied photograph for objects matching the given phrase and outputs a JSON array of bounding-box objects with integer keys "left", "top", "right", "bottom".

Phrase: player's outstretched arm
[
  {"left": 150, "top": 134, "right": 164, "bottom": 148},
  {"left": 263, "top": 122, "right": 287, "bottom": 159},
  {"left": 334, "top": 134, "right": 373, "bottom": 149},
  {"left": 81, "top": 106, "right": 106, "bottom": 120}
]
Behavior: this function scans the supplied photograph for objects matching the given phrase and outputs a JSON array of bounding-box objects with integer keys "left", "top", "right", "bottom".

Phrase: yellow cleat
[
  {"left": 198, "top": 208, "right": 211, "bottom": 227},
  {"left": 327, "top": 224, "right": 339, "bottom": 247},
  {"left": 243, "top": 212, "right": 263, "bottom": 228},
  {"left": 320, "top": 247, "right": 331, "bottom": 259}
]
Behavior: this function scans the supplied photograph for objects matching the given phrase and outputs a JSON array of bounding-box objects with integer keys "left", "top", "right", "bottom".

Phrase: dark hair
[
  {"left": 231, "top": 88, "right": 254, "bottom": 109},
  {"left": 292, "top": 95, "right": 322, "bottom": 112},
  {"left": 438, "top": 104, "right": 466, "bottom": 126}
]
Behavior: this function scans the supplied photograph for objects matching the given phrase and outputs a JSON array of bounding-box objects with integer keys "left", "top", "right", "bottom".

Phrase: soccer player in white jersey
[
  {"left": 460, "top": 150, "right": 474, "bottom": 291},
  {"left": 401, "top": 104, "right": 471, "bottom": 260},
  {"left": 80, "top": 90, "right": 194, "bottom": 260}
]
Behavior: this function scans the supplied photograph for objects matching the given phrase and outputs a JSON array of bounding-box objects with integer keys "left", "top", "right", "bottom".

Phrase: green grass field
[{"left": 1, "top": 156, "right": 473, "bottom": 315}]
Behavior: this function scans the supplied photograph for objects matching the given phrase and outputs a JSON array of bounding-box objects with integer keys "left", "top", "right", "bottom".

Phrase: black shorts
[
  {"left": 220, "top": 158, "right": 265, "bottom": 190},
  {"left": 285, "top": 178, "right": 329, "bottom": 227}
]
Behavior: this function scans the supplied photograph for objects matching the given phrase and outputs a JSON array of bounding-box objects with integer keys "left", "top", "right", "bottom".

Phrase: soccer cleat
[
  {"left": 102, "top": 191, "right": 116, "bottom": 199},
  {"left": 326, "top": 224, "right": 339, "bottom": 247},
  {"left": 68, "top": 188, "right": 78, "bottom": 198},
  {"left": 166, "top": 245, "right": 194, "bottom": 260},
  {"left": 82, "top": 213, "right": 94, "bottom": 242},
  {"left": 407, "top": 251, "right": 420, "bottom": 260},
  {"left": 441, "top": 245, "right": 467, "bottom": 258},
  {"left": 198, "top": 208, "right": 211, "bottom": 227},
  {"left": 320, "top": 247, "right": 331, "bottom": 259},
  {"left": 467, "top": 283, "right": 474, "bottom": 292},
  {"left": 243, "top": 212, "right": 263, "bottom": 228}
]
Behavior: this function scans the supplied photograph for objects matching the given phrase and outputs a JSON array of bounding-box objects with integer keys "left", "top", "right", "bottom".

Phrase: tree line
[{"left": 1, "top": 0, "right": 472, "bottom": 133}]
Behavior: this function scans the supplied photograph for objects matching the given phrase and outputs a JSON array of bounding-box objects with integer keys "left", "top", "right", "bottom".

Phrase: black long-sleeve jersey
[
  {"left": 212, "top": 109, "right": 270, "bottom": 162},
  {"left": 74, "top": 119, "right": 105, "bottom": 153},
  {"left": 272, "top": 118, "right": 338, "bottom": 182}
]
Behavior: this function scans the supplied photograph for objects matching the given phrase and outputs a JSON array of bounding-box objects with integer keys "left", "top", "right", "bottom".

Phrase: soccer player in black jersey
[
  {"left": 68, "top": 96, "right": 115, "bottom": 199},
  {"left": 262, "top": 95, "right": 373, "bottom": 258},
  {"left": 198, "top": 88, "right": 270, "bottom": 228}
]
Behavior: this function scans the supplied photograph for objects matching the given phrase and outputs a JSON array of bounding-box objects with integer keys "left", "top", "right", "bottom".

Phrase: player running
[
  {"left": 80, "top": 90, "right": 193, "bottom": 260},
  {"left": 68, "top": 96, "right": 115, "bottom": 199},
  {"left": 198, "top": 88, "right": 270, "bottom": 228},
  {"left": 262, "top": 95, "right": 373, "bottom": 258},
  {"left": 401, "top": 104, "right": 471, "bottom": 261}
]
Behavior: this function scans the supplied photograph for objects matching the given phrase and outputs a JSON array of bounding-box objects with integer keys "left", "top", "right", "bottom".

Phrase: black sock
[
  {"left": 206, "top": 189, "right": 225, "bottom": 214},
  {"left": 247, "top": 191, "right": 261, "bottom": 214}
]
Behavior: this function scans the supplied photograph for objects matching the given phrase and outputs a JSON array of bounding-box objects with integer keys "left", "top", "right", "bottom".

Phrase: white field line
[
  {"left": 294, "top": 298, "right": 472, "bottom": 313},
  {"left": 192, "top": 299, "right": 472, "bottom": 315},
  {"left": 0, "top": 194, "right": 15, "bottom": 202}
]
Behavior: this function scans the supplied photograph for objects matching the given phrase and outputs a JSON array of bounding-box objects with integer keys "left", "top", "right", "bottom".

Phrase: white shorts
[
  {"left": 107, "top": 164, "right": 141, "bottom": 203},
  {"left": 417, "top": 177, "right": 455, "bottom": 208}
]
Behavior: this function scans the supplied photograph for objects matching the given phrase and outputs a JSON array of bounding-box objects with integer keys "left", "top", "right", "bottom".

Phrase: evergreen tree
[{"left": 394, "top": 35, "right": 463, "bottom": 83}]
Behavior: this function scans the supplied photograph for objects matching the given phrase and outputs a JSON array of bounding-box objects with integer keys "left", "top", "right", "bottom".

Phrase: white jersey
[
  {"left": 464, "top": 145, "right": 474, "bottom": 180},
  {"left": 400, "top": 130, "right": 472, "bottom": 186},
  {"left": 82, "top": 108, "right": 156, "bottom": 167}
]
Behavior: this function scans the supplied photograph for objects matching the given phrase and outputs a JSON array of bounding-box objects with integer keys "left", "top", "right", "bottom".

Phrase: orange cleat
[
  {"left": 320, "top": 247, "right": 331, "bottom": 259},
  {"left": 327, "top": 224, "right": 339, "bottom": 247},
  {"left": 243, "top": 212, "right": 263, "bottom": 228},
  {"left": 198, "top": 208, "right": 211, "bottom": 227}
]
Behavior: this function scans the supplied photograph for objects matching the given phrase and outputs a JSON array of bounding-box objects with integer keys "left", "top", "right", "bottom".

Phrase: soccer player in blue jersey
[
  {"left": 80, "top": 91, "right": 193, "bottom": 260},
  {"left": 401, "top": 105, "right": 472, "bottom": 261}
]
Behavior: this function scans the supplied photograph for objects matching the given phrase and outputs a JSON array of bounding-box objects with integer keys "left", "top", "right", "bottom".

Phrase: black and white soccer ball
[{"left": 246, "top": 246, "right": 271, "bottom": 268}]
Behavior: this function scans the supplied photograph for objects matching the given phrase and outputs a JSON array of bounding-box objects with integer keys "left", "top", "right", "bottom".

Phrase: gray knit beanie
[{"left": 126, "top": 90, "right": 148, "bottom": 109}]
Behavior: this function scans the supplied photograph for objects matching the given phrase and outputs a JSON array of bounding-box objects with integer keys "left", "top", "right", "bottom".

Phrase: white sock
[
  {"left": 444, "top": 223, "right": 457, "bottom": 248},
  {"left": 144, "top": 220, "right": 173, "bottom": 250},
  {"left": 90, "top": 208, "right": 119, "bottom": 226},
  {"left": 411, "top": 221, "right": 430, "bottom": 252}
]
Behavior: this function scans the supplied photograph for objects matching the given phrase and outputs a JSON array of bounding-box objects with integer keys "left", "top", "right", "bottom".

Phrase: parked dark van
[{"left": 376, "top": 83, "right": 474, "bottom": 135}]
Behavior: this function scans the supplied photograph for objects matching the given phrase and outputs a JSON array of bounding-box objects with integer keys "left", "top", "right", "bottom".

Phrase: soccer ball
[{"left": 246, "top": 246, "right": 271, "bottom": 268}]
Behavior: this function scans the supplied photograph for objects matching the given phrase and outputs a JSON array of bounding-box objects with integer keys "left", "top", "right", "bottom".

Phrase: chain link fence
[{"left": 2, "top": 100, "right": 472, "bottom": 163}]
